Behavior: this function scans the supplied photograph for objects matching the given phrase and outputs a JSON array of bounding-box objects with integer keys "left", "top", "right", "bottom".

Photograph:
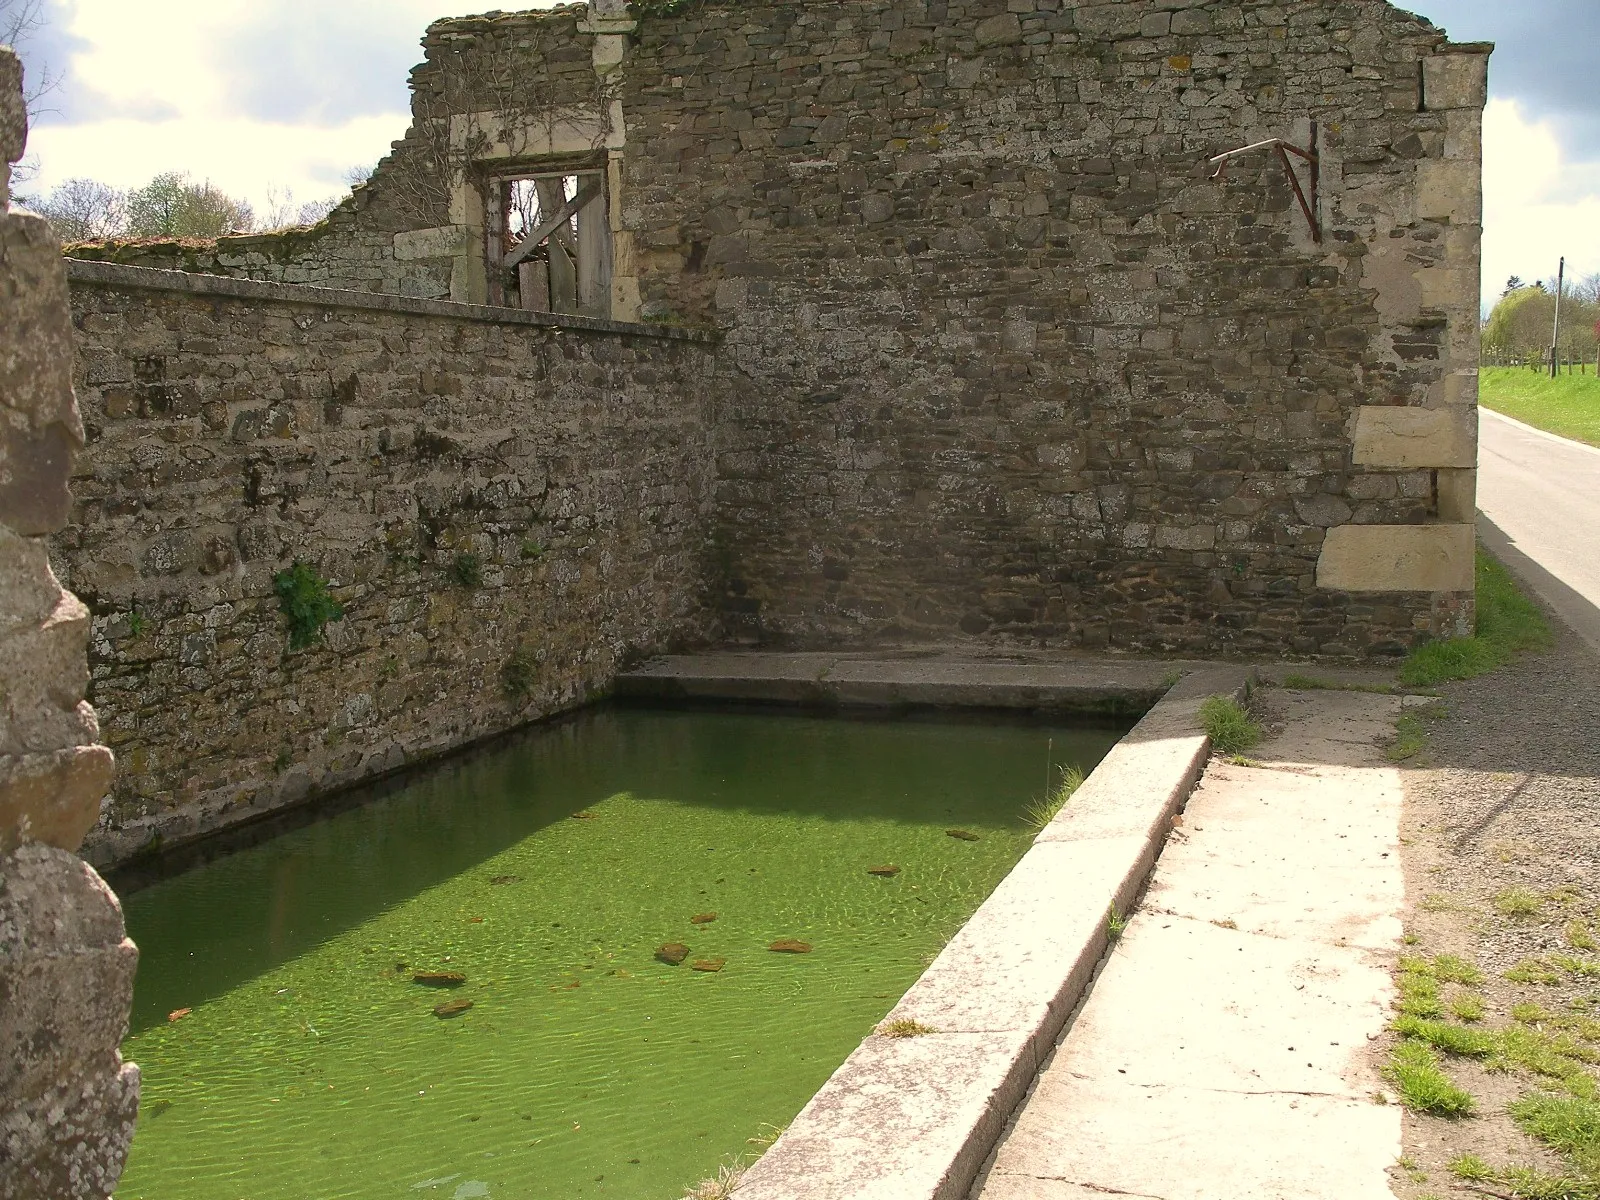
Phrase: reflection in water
[{"left": 115, "top": 707, "right": 1126, "bottom": 1200}]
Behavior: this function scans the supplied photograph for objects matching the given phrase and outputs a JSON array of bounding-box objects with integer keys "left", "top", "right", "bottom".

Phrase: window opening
[{"left": 487, "top": 169, "right": 610, "bottom": 318}]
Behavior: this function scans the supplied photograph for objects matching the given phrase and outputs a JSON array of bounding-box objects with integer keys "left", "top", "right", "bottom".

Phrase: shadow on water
[{"left": 114, "top": 703, "right": 1131, "bottom": 1038}]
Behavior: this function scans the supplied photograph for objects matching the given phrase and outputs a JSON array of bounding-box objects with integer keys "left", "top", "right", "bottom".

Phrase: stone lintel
[
  {"left": 1352, "top": 406, "right": 1476, "bottom": 469},
  {"left": 1316, "top": 524, "right": 1475, "bottom": 593}
]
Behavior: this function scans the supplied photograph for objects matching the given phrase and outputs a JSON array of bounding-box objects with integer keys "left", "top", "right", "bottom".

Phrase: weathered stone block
[
  {"left": 1316, "top": 524, "right": 1475, "bottom": 593},
  {"left": 0, "top": 213, "right": 82, "bottom": 537},
  {"left": 0, "top": 745, "right": 116, "bottom": 855},
  {"left": 392, "top": 225, "right": 474, "bottom": 262},
  {"left": 1436, "top": 468, "right": 1476, "bottom": 523},
  {"left": 0, "top": 846, "right": 138, "bottom": 1200},
  {"left": 0, "top": 48, "right": 23, "bottom": 168},
  {"left": 1352, "top": 406, "right": 1475, "bottom": 469},
  {"left": 0, "top": 525, "right": 63, "bottom": 640},
  {"left": 1415, "top": 160, "right": 1481, "bottom": 224},
  {"left": 1422, "top": 53, "right": 1489, "bottom": 111},
  {"left": 974, "top": 13, "right": 1022, "bottom": 46}
]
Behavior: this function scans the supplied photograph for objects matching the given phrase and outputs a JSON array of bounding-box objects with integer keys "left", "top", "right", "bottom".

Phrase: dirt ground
[{"left": 1383, "top": 613, "right": 1600, "bottom": 1197}]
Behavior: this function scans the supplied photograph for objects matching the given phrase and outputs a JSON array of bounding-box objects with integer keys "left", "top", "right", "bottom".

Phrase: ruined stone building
[{"left": 54, "top": 0, "right": 1487, "bottom": 866}]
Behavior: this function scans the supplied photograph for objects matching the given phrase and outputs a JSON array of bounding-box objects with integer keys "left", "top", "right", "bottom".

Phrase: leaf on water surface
[
  {"left": 570, "top": 811, "right": 598, "bottom": 820},
  {"left": 867, "top": 865, "right": 901, "bottom": 876},
  {"left": 145, "top": 1098, "right": 174, "bottom": 1117},
  {"left": 468, "top": 917, "right": 484, "bottom": 924},
  {"left": 413, "top": 971, "right": 467, "bottom": 988},
  {"left": 656, "top": 943, "right": 690, "bottom": 965},
  {"left": 433, "top": 999, "right": 474, "bottom": 1018},
  {"left": 489, "top": 875, "right": 520, "bottom": 885},
  {"left": 690, "top": 912, "right": 718, "bottom": 924},
  {"left": 769, "top": 940, "right": 813, "bottom": 954},
  {"left": 946, "top": 829, "right": 981, "bottom": 841},
  {"left": 167, "top": 1008, "right": 192, "bottom": 1022},
  {"left": 691, "top": 958, "right": 727, "bottom": 972}
]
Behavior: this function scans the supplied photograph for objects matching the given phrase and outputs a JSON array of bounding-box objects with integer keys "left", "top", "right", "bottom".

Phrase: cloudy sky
[{"left": 8, "top": 0, "right": 1599, "bottom": 298}]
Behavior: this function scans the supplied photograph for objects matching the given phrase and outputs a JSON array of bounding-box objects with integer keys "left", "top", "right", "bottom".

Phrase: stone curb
[
  {"left": 62, "top": 258, "right": 718, "bottom": 342},
  {"left": 728, "top": 669, "right": 1250, "bottom": 1200}
]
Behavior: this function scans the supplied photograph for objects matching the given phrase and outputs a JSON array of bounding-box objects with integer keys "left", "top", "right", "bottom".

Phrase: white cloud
[
  {"left": 1481, "top": 97, "right": 1600, "bottom": 295},
  {"left": 22, "top": 0, "right": 543, "bottom": 211}
]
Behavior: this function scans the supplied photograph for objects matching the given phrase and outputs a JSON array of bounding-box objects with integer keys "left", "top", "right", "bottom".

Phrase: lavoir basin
[{"left": 112, "top": 706, "right": 1128, "bottom": 1200}]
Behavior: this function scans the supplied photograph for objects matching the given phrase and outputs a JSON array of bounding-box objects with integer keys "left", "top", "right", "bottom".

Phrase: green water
[{"left": 115, "top": 707, "right": 1124, "bottom": 1200}]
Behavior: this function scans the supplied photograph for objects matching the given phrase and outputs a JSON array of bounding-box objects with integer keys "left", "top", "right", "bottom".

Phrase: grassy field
[{"left": 1480, "top": 366, "right": 1600, "bottom": 447}]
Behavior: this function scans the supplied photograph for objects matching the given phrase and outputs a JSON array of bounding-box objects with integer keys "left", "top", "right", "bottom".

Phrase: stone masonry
[
  {"left": 53, "top": 0, "right": 1489, "bottom": 863},
  {"left": 0, "top": 46, "right": 140, "bottom": 1200},
  {"left": 62, "top": 263, "right": 719, "bottom": 865}
]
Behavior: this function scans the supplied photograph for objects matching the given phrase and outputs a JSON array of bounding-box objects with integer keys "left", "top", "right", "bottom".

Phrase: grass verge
[
  {"left": 1399, "top": 550, "right": 1552, "bottom": 687},
  {"left": 1199, "top": 695, "right": 1261, "bottom": 755},
  {"left": 1481, "top": 366, "right": 1600, "bottom": 448}
]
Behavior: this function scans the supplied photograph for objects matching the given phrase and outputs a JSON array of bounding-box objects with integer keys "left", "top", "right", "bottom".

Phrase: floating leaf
[
  {"left": 570, "top": 812, "right": 598, "bottom": 821},
  {"left": 413, "top": 972, "right": 466, "bottom": 988},
  {"left": 946, "top": 829, "right": 980, "bottom": 842},
  {"left": 769, "top": 940, "right": 812, "bottom": 954},
  {"left": 656, "top": 943, "right": 690, "bottom": 965},
  {"left": 691, "top": 958, "right": 726, "bottom": 972},
  {"left": 690, "top": 912, "right": 718, "bottom": 925},
  {"left": 167, "top": 1008, "right": 192, "bottom": 1022},
  {"left": 867, "top": 865, "right": 901, "bottom": 877},
  {"left": 489, "top": 875, "right": 521, "bottom": 885},
  {"left": 433, "top": 999, "right": 474, "bottom": 1019}
]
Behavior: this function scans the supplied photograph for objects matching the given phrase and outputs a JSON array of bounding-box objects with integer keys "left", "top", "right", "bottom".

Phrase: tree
[
  {"left": 27, "top": 177, "right": 127, "bottom": 241},
  {"left": 124, "top": 172, "right": 253, "bottom": 238},
  {"left": 1504, "top": 275, "right": 1523, "bottom": 294}
]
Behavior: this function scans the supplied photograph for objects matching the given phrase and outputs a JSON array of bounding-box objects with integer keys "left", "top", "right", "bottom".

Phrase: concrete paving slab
[
  {"left": 973, "top": 690, "right": 1405, "bottom": 1200},
  {"left": 979, "top": 1077, "right": 1399, "bottom": 1200},
  {"left": 1039, "top": 916, "right": 1389, "bottom": 1099}
]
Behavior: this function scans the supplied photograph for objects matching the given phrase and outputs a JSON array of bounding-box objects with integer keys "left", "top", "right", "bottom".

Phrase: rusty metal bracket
[{"left": 1207, "top": 122, "right": 1321, "bottom": 243}]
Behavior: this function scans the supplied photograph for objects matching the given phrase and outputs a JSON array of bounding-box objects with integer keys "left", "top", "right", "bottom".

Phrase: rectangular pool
[{"left": 113, "top": 706, "right": 1127, "bottom": 1200}]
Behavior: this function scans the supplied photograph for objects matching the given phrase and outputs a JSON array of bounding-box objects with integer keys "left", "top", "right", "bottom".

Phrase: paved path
[
  {"left": 972, "top": 690, "right": 1408, "bottom": 1200},
  {"left": 1479, "top": 406, "right": 1600, "bottom": 654}
]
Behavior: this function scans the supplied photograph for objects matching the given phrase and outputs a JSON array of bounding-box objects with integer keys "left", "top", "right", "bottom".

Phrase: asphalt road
[{"left": 1477, "top": 406, "right": 1600, "bottom": 655}]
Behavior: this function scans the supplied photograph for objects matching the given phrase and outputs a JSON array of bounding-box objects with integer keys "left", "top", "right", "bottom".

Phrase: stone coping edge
[
  {"left": 613, "top": 655, "right": 1189, "bottom": 716},
  {"left": 728, "top": 668, "right": 1251, "bottom": 1200},
  {"left": 63, "top": 258, "right": 718, "bottom": 343}
]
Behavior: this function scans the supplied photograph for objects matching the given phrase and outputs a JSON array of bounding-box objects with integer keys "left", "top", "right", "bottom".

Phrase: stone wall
[
  {"left": 615, "top": 0, "right": 1487, "bottom": 655},
  {"left": 82, "top": 0, "right": 1484, "bottom": 657},
  {"left": 0, "top": 46, "right": 139, "bottom": 1200},
  {"left": 59, "top": 262, "right": 720, "bottom": 865}
]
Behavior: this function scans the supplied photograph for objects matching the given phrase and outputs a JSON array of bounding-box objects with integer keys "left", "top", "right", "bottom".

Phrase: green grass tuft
[
  {"left": 1199, "top": 695, "right": 1262, "bottom": 756},
  {"left": 1498, "top": 888, "right": 1546, "bottom": 918},
  {"left": 1399, "top": 550, "right": 1552, "bottom": 686},
  {"left": 1450, "top": 992, "right": 1487, "bottom": 1023},
  {"left": 1511, "top": 1093, "right": 1600, "bottom": 1176},
  {"left": 1433, "top": 954, "right": 1484, "bottom": 985},
  {"left": 1022, "top": 765, "right": 1086, "bottom": 832},
  {"left": 1393, "top": 1015, "right": 1497, "bottom": 1057},
  {"left": 1385, "top": 1040, "right": 1476, "bottom": 1116},
  {"left": 1508, "top": 958, "right": 1565, "bottom": 986}
]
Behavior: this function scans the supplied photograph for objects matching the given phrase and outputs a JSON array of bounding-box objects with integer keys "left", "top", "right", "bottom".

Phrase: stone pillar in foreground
[{"left": 0, "top": 44, "right": 140, "bottom": 1199}]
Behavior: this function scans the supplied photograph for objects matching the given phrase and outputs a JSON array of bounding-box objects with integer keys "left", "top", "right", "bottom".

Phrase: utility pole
[{"left": 1550, "top": 256, "right": 1566, "bottom": 378}]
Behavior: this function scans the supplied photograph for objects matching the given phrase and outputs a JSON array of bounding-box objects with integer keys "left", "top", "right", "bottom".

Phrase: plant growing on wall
[
  {"left": 501, "top": 644, "right": 537, "bottom": 702},
  {"left": 451, "top": 552, "right": 484, "bottom": 589},
  {"left": 273, "top": 561, "right": 345, "bottom": 650}
]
